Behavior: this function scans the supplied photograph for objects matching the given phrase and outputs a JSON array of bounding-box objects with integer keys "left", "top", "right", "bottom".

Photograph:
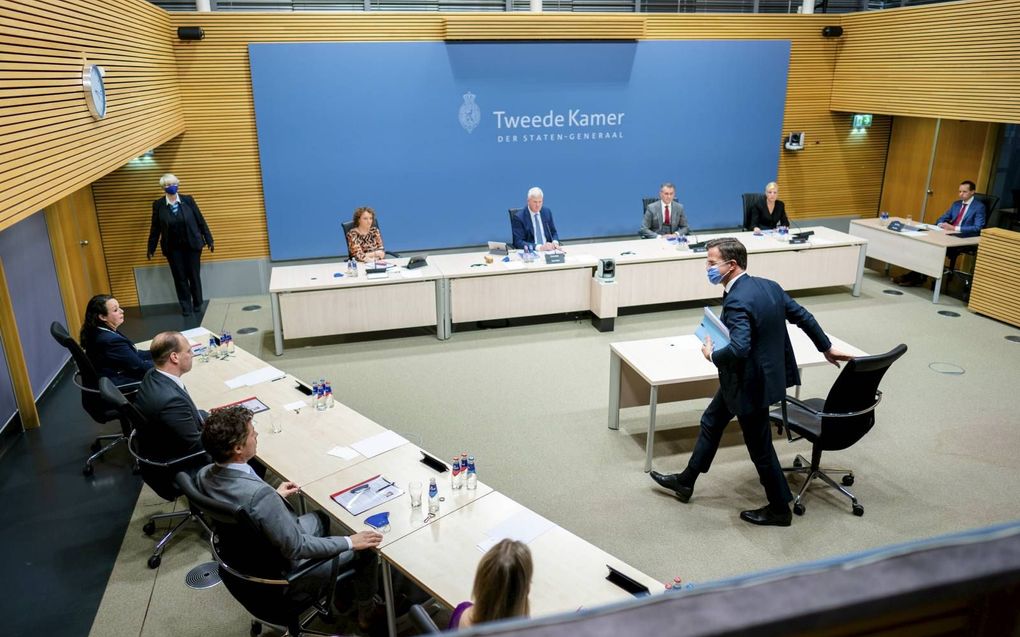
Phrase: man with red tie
[
  {"left": 894, "top": 180, "right": 987, "bottom": 287},
  {"left": 640, "top": 182, "right": 690, "bottom": 239}
]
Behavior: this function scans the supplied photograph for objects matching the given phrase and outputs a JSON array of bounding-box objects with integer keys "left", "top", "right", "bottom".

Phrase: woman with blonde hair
[
  {"left": 449, "top": 539, "right": 533, "bottom": 629},
  {"left": 749, "top": 181, "right": 790, "bottom": 232}
]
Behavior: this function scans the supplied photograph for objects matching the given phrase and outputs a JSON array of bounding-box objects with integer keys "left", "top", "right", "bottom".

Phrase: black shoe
[
  {"left": 650, "top": 471, "right": 693, "bottom": 503},
  {"left": 181, "top": 308, "right": 191, "bottom": 316},
  {"left": 739, "top": 505, "right": 792, "bottom": 527}
]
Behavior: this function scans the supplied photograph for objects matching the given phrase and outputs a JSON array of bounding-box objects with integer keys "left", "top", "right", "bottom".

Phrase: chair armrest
[
  {"left": 781, "top": 392, "right": 883, "bottom": 420},
  {"left": 287, "top": 553, "right": 355, "bottom": 585}
]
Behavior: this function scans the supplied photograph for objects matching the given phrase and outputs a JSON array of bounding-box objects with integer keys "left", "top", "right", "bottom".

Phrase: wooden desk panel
[
  {"left": 279, "top": 281, "right": 437, "bottom": 338},
  {"left": 449, "top": 267, "right": 592, "bottom": 322}
]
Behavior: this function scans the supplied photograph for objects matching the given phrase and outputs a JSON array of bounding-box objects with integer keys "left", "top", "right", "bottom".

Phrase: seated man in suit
[
  {"left": 133, "top": 331, "right": 207, "bottom": 465},
  {"left": 197, "top": 406, "right": 383, "bottom": 631},
  {"left": 639, "top": 182, "right": 689, "bottom": 238},
  {"left": 893, "top": 180, "right": 987, "bottom": 286},
  {"left": 511, "top": 187, "right": 561, "bottom": 251}
]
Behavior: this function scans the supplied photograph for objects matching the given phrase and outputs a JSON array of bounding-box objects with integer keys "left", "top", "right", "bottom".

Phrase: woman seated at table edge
[
  {"left": 79, "top": 294, "right": 153, "bottom": 386},
  {"left": 750, "top": 181, "right": 790, "bottom": 232},
  {"left": 450, "top": 539, "right": 533, "bottom": 630},
  {"left": 346, "top": 206, "right": 385, "bottom": 262}
]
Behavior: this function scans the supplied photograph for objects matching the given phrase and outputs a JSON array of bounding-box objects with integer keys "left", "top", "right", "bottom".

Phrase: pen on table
[{"left": 374, "top": 477, "right": 395, "bottom": 493}]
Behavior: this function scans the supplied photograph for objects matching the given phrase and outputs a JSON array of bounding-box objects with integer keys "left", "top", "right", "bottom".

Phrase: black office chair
[
  {"left": 409, "top": 603, "right": 441, "bottom": 634},
  {"left": 341, "top": 218, "right": 399, "bottom": 259},
  {"left": 638, "top": 197, "right": 658, "bottom": 238},
  {"left": 741, "top": 192, "right": 766, "bottom": 231},
  {"left": 508, "top": 207, "right": 523, "bottom": 247},
  {"left": 49, "top": 321, "right": 139, "bottom": 476},
  {"left": 944, "top": 193, "right": 998, "bottom": 300},
  {"left": 176, "top": 471, "right": 354, "bottom": 637},
  {"left": 98, "top": 377, "right": 210, "bottom": 568},
  {"left": 769, "top": 344, "right": 907, "bottom": 517}
]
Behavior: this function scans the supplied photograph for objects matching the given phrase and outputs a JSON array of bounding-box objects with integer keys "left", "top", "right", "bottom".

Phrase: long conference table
[
  {"left": 180, "top": 333, "right": 662, "bottom": 636},
  {"left": 269, "top": 227, "right": 868, "bottom": 354}
]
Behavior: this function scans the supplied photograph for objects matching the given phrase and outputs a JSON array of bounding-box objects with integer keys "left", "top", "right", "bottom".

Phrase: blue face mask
[
  {"left": 164, "top": 184, "right": 179, "bottom": 195},
  {"left": 707, "top": 263, "right": 728, "bottom": 285}
]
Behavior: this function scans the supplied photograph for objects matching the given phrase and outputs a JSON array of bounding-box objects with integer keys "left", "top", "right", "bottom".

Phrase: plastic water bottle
[
  {"left": 323, "top": 381, "right": 334, "bottom": 408},
  {"left": 465, "top": 456, "right": 477, "bottom": 490},
  {"left": 678, "top": 234, "right": 689, "bottom": 251},
  {"left": 208, "top": 336, "right": 218, "bottom": 360},
  {"left": 451, "top": 456, "right": 462, "bottom": 490},
  {"left": 459, "top": 452, "right": 468, "bottom": 482},
  {"left": 225, "top": 331, "right": 235, "bottom": 355},
  {"left": 198, "top": 343, "right": 209, "bottom": 363},
  {"left": 428, "top": 478, "right": 439, "bottom": 514},
  {"left": 315, "top": 382, "right": 326, "bottom": 411},
  {"left": 880, "top": 210, "right": 890, "bottom": 226}
]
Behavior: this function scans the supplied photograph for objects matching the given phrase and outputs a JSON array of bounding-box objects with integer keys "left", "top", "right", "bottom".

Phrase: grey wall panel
[
  {"left": 134, "top": 258, "right": 270, "bottom": 306},
  {"left": 0, "top": 212, "right": 70, "bottom": 398},
  {"left": 0, "top": 332, "right": 17, "bottom": 433}
]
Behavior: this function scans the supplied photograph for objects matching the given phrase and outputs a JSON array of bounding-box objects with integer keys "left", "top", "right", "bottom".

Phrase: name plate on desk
[
  {"left": 544, "top": 252, "right": 565, "bottom": 264},
  {"left": 366, "top": 267, "right": 388, "bottom": 279}
]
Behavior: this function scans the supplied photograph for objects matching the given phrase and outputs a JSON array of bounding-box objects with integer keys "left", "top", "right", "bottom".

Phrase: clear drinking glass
[{"left": 408, "top": 481, "right": 423, "bottom": 508}]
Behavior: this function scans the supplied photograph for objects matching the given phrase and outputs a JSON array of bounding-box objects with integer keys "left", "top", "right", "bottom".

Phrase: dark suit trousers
[
  {"left": 298, "top": 510, "right": 378, "bottom": 608},
  {"left": 687, "top": 391, "right": 792, "bottom": 508},
  {"left": 166, "top": 249, "right": 203, "bottom": 312}
]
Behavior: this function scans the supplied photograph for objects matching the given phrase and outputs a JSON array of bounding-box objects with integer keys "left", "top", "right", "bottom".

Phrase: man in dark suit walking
[
  {"left": 133, "top": 331, "right": 207, "bottom": 466},
  {"left": 651, "top": 238, "right": 853, "bottom": 526},
  {"left": 147, "top": 173, "right": 214, "bottom": 316}
]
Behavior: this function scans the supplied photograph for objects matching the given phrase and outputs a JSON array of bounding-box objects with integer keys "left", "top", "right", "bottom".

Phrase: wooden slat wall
[
  {"left": 93, "top": 12, "right": 891, "bottom": 306},
  {"left": 443, "top": 14, "right": 646, "bottom": 39},
  {"left": 831, "top": 0, "right": 1020, "bottom": 123},
  {"left": 0, "top": 0, "right": 185, "bottom": 233},
  {"left": 969, "top": 228, "right": 1020, "bottom": 328}
]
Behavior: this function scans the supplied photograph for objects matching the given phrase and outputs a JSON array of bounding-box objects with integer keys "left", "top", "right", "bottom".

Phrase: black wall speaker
[
  {"left": 821, "top": 25, "right": 844, "bottom": 38},
  {"left": 177, "top": 26, "right": 205, "bottom": 41}
]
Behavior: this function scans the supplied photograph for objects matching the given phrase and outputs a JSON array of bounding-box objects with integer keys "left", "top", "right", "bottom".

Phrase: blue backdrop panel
[{"left": 249, "top": 40, "right": 790, "bottom": 261}]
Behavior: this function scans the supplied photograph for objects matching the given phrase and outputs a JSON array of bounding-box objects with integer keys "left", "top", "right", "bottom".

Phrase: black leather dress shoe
[
  {"left": 739, "top": 505, "right": 792, "bottom": 527},
  {"left": 650, "top": 471, "right": 693, "bottom": 503}
]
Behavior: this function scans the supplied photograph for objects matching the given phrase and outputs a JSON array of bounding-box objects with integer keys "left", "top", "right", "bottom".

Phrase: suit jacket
[
  {"left": 133, "top": 368, "right": 206, "bottom": 463},
  {"left": 935, "top": 198, "right": 987, "bottom": 236},
  {"left": 748, "top": 199, "right": 789, "bottom": 230},
  {"left": 711, "top": 275, "right": 832, "bottom": 416},
  {"left": 196, "top": 464, "right": 349, "bottom": 572},
  {"left": 84, "top": 327, "right": 153, "bottom": 386},
  {"left": 148, "top": 194, "right": 214, "bottom": 257},
  {"left": 511, "top": 207, "right": 559, "bottom": 249},
  {"left": 640, "top": 200, "right": 689, "bottom": 238}
]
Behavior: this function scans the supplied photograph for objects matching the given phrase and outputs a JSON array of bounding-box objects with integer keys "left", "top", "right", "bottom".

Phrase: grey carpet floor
[{"left": 90, "top": 270, "right": 1020, "bottom": 636}]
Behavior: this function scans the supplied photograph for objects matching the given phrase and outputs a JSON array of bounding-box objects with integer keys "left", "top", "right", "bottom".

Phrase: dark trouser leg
[
  {"left": 687, "top": 391, "right": 734, "bottom": 474},
  {"left": 185, "top": 250, "right": 203, "bottom": 310},
  {"left": 737, "top": 408, "right": 792, "bottom": 508},
  {"left": 165, "top": 250, "right": 192, "bottom": 313},
  {"left": 305, "top": 511, "right": 378, "bottom": 605}
]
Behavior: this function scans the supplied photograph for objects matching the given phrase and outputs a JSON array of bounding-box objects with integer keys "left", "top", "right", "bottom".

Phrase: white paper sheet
[
  {"left": 327, "top": 446, "right": 361, "bottom": 460},
  {"left": 475, "top": 509, "right": 556, "bottom": 552},
  {"left": 181, "top": 327, "right": 212, "bottom": 340},
  {"left": 350, "top": 430, "right": 408, "bottom": 458},
  {"left": 283, "top": 400, "right": 308, "bottom": 412},
  {"left": 224, "top": 366, "right": 287, "bottom": 389}
]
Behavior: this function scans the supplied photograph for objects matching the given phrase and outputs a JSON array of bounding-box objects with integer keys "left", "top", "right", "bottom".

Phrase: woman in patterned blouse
[{"left": 346, "top": 206, "right": 385, "bottom": 262}]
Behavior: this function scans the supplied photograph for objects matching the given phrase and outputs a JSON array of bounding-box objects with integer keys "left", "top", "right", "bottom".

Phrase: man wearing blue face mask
[
  {"left": 147, "top": 173, "right": 214, "bottom": 316},
  {"left": 651, "top": 237, "right": 853, "bottom": 527}
]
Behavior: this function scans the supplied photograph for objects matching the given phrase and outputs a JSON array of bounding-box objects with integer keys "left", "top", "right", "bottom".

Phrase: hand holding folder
[{"left": 694, "top": 307, "right": 729, "bottom": 352}]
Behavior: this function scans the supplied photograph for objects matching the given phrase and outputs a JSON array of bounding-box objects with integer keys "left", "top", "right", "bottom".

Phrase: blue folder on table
[{"left": 695, "top": 307, "right": 730, "bottom": 352}]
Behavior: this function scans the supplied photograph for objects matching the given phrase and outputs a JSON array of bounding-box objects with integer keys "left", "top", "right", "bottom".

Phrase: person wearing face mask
[
  {"left": 650, "top": 237, "right": 853, "bottom": 527},
  {"left": 80, "top": 293, "right": 153, "bottom": 386},
  {"left": 147, "top": 173, "right": 214, "bottom": 316}
]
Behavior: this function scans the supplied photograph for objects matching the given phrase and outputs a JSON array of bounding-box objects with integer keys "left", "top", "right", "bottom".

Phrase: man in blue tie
[{"left": 511, "top": 187, "right": 561, "bottom": 251}]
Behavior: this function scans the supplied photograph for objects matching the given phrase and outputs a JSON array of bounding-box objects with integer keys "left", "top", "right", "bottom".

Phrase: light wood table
[
  {"left": 382, "top": 491, "right": 662, "bottom": 625},
  {"left": 608, "top": 327, "right": 867, "bottom": 472},
  {"left": 849, "top": 217, "right": 980, "bottom": 303},
  {"left": 428, "top": 250, "right": 599, "bottom": 335},
  {"left": 269, "top": 258, "right": 446, "bottom": 354},
  {"left": 570, "top": 226, "right": 867, "bottom": 310}
]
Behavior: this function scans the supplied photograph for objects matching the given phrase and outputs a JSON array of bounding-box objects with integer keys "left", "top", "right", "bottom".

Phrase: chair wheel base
[
  {"left": 82, "top": 463, "right": 94, "bottom": 476},
  {"left": 842, "top": 474, "right": 855, "bottom": 486},
  {"left": 90, "top": 441, "right": 102, "bottom": 453},
  {"left": 852, "top": 504, "right": 864, "bottom": 516},
  {"left": 143, "top": 521, "right": 156, "bottom": 536},
  {"left": 250, "top": 621, "right": 263, "bottom": 636},
  {"left": 147, "top": 554, "right": 162, "bottom": 569},
  {"left": 793, "top": 503, "right": 805, "bottom": 516}
]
